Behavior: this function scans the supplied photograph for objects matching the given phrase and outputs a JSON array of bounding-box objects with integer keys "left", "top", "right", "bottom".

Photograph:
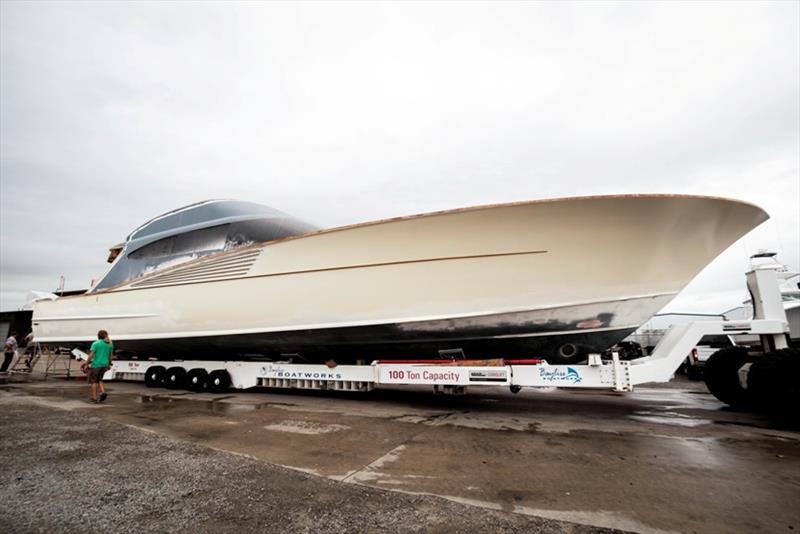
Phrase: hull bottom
[
  {"left": 107, "top": 326, "right": 637, "bottom": 364},
  {"left": 47, "top": 313, "right": 639, "bottom": 364},
  {"left": 36, "top": 298, "right": 659, "bottom": 363}
]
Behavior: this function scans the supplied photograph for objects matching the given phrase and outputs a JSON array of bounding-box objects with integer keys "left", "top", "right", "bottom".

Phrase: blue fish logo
[
  {"left": 537, "top": 366, "right": 583, "bottom": 384},
  {"left": 565, "top": 367, "right": 582, "bottom": 384}
]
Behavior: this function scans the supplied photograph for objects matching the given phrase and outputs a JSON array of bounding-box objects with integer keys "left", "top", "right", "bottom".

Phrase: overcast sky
[{"left": 1, "top": 1, "right": 798, "bottom": 314}]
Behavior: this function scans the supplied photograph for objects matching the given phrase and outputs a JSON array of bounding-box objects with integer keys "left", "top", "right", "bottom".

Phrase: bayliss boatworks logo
[
  {"left": 260, "top": 365, "right": 342, "bottom": 380},
  {"left": 538, "top": 367, "right": 582, "bottom": 384}
]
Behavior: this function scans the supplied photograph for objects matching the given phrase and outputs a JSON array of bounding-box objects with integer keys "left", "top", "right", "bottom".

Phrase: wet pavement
[{"left": 1, "top": 376, "right": 798, "bottom": 533}]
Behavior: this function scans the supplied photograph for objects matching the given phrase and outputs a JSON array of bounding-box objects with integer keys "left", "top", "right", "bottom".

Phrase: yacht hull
[
  {"left": 31, "top": 195, "right": 768, "bottom": 362},
  {"left": 85, "top": 300, "right": 647, "bottom": 362}
]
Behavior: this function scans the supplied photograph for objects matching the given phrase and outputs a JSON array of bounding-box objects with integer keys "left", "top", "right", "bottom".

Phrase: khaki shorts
[{"left": 88, "top": 366, "right": 108, "bottom": 383}]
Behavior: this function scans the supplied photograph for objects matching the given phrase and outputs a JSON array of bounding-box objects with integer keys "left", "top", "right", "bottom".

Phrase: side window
[{"left": 128, "top": 225, "right": 229, "bottom": 260}]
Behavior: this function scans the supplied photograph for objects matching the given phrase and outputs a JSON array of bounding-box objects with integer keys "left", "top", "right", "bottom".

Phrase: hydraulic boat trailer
[{"left": 74, "top": 258, "right": 797, "bottom": 408}]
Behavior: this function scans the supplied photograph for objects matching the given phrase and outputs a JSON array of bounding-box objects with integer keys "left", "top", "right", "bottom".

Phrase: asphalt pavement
[{"left": 0, "top": 376, "right": 797, "bottom": 533}]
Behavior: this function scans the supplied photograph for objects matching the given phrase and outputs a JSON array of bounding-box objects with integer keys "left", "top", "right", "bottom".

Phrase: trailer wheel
[
  {"left": 144, "top": 366, "right": 166, "bottom": 388},
  {"left": 186, "top": 368, "right": 208, "bottom": 391},
  {"left": 207, "top": 370, "right": 231, "bottom": 393},
  {"left": 165, "top": 367, "right": 187, "bottom": 389},
  {"left": 703, "top": 347, "right": 750, "bottom": 408},
  {"left": 555, "top": 343, "right": 584, "bottom": 364},
  {"left": 747, "top": 349, "right": 800, "bottom": 413},
  {"left": 509, "top": 385, "right": 522, "bottom": 394}
]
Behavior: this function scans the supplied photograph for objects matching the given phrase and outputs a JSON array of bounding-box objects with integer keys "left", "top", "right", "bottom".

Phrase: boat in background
[{"left": 31, "top": 195, "right": 768, "bottom": 364}]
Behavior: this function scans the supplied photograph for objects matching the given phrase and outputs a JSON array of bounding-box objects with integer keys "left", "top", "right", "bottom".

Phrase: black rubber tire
[
  {"left": 144, "top": 365, "right": 166, "bottom": 388},
  {"left": 165, "top": 367, "right": 187, "bottom": 389},
  {"left": 207, "top": 369, "right": 231, "bottom": 393},
  {"left": 703, "top": 347, "right": 750, "bottom": 408},
  {"left": 509, "top": 385, "right": 522, "bottom": 394},
  {"left": 553, "top": 343, "right": 584, "bottom": 365},
  {"left": 747, "top": 349, "right": 800, "bottom": 414},
  {"left": 186, "top": 368, "right": 209, "bottom": 392}
]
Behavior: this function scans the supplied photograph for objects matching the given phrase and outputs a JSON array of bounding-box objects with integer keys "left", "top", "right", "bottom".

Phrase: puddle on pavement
[
  {"left": 264, "top": 421, "right": 350, "bottom": 435},
  {"left": 629, "top": 410, "right": 712, "bottom": 428},
  {"left": 656, "top": 435, "right": 724, "bottom": 469},
  {"left": 135, "top": 394, "right": 237, "bottom": 415},
  {"left": 6, "top": 386, "right": 76, "bottom": 398},
  {"left": 346, "top": 444, "right": 408, "bottom": 484},
  {"left": 434, "top": 414, "right": 534, "bottom": 431}
]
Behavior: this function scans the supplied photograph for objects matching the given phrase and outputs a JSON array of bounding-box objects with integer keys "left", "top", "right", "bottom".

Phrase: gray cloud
[{"left": 1, "top": 1, "right": 798, "bottom": 313}]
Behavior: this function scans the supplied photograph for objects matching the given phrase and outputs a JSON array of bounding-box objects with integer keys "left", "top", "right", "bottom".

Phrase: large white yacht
[{"left": 31, "top": 195, "right": 768, "bottom": 363}]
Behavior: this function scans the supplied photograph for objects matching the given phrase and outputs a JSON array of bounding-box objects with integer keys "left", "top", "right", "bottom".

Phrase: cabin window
[{"left": 92, "top": 215, "right": 316, "bottom": 291}]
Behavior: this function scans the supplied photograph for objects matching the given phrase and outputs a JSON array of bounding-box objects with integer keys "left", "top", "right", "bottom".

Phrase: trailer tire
[
  {"left": 186, "top": 368, "right": 208, "bottom": 391},
  {"left": 207, "top": 370, "right": 231, "bottom": 393},
  {"left": 144, "top": 366, "right": 166, "bottom": 388},
  {"left": 554, "top": 343, "right": 586, "bottom": 364},
  {"left": 703, "top": 347, "right": 750, "bottom": 408},
  {"left": 747, "top": 349, "right": 800, "bottom": 413},
  {"left": 165, "top": 367, "right": 187, "bottom": 389}
]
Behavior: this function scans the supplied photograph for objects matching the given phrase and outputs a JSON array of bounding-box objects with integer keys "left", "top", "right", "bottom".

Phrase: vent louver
[{"left": 130, "top": 248, "right": 262, "bottom": 288}]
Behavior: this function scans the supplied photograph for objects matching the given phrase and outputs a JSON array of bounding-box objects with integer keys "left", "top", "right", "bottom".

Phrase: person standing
[
  {"left": 83, "top": 330, "right": 113, "bottom": 403},
  {"left": 1, "top": 331, "right": 17, "bottom": 373}
]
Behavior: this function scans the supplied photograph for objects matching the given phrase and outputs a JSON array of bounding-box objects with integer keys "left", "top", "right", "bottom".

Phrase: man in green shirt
[{"left": 83, "top": 330, "right": 113, "bottom": 403}]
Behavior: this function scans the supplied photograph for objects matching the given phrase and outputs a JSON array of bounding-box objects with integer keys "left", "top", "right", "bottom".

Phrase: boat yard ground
[{"left": 0, "top": 376, "right": 797, "bottom": 534}]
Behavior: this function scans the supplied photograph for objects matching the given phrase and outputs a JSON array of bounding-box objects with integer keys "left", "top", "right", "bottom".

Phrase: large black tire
[
  {"left": 703, "top": 347, "right": 750, "bottom": 408},
  {"left": 186, "top": 368, "right": 209, "bottom": 392},
  {"left": 207, "top": 369, "right": 231, "bottom": 393},
  {"left": 747, "top": 349, "right": 800, "bottom": 414},
  {"left": 144, "top": 365, "right": 166, "bottom": 388},
  {"left": 165, "top": 367, "right": 187, "bottom": 389}
]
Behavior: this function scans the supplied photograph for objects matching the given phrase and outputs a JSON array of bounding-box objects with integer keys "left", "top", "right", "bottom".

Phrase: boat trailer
[{"left": 75, "top": 259, "right": 796, "bottom": 408}]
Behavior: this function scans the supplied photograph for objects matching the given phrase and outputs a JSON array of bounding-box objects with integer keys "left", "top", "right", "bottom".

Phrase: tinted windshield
[{"left": 93, "top": 201, "right": 316, "bottom": 290}]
